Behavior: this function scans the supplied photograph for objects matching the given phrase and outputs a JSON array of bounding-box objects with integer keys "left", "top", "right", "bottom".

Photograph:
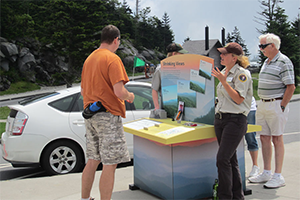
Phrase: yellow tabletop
[{"left": 123, "top": 118, "right": 262, "bottom": 145}]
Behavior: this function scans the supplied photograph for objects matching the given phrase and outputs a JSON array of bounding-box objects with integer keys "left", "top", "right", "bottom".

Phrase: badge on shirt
[
  {"left": 226, "top": 77, "right": 233, "bottom": 82},
  {"left": 239, "top": 74, "right": 247, "bottom": 82}
]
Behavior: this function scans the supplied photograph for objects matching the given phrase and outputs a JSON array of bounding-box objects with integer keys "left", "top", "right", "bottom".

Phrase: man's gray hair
[{"left": 259, "top": 33, "right": 281, "bottom": 50}]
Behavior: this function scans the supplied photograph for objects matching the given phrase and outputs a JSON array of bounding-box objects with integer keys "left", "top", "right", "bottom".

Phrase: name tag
[{"left": 226, "top": 77, "right": 233, "bottom": 82}]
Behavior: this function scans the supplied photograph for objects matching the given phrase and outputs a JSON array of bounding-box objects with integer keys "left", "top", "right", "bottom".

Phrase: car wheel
[{"left": 41, "top": 141, "right": 84, "bottom": 175}]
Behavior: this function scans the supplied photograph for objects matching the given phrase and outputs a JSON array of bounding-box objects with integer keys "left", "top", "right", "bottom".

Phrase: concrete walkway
[{"left": 0, "top": 133, "right": 299, "bottom": 200}]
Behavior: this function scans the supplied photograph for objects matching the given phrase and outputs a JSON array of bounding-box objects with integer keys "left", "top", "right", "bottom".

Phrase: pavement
[
  {"left": 0, "top": 80, "right": 299, "bottom": 200},
  {"left": 0, "top": 131, "right": 299, "bottom": 200}
]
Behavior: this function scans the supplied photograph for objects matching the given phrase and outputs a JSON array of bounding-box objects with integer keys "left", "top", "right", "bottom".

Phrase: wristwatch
[{"left": 280, "top": 105, "right": 285, "bottom": 111}]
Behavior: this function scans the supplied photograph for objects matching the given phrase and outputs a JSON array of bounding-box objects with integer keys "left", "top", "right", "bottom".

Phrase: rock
[
  {"left": 0, "top": 36, "right": 165, "bottom": 90},
  {"left": 0, "top": 59, "right": 10, "bottom": 71},
  {"left": 0, "top": 41, "right": 18, "bottom": 62},
  {"left": 18, "top": 48, "right": 36, "bottom": 73},
  {"left": 35, "top": 65, "right": 52, "bottom": 83},
  {"left": 0, "top": 76, "right": 11, "bottom": 91},
  {"left": 141, "top": 49, "right": 154, "bottom": 60},
  {"left": 122, "top": 55, "right": 135, "bottom": 69}
]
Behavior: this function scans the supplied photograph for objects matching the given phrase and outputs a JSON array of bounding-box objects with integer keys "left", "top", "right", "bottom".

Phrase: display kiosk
[
  {"left": 124, "top": 54, "right": 261, "bottom": 199},
  {"left": 124, "top": 119, "right": 261, "bottom": 200}
]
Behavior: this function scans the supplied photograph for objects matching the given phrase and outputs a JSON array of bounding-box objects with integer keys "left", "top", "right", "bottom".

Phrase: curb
[{"left": 291, "top": 98, "right": 300, "bottom": 103}]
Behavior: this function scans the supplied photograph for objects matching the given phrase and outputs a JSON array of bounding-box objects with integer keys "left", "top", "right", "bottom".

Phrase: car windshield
[{"left": 19, "top": 92, "right": 59, "bottom": 106}]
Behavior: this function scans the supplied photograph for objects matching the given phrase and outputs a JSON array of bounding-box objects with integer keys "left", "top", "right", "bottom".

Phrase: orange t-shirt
[{"left": 81, "top": 48, "right": 129, "bottom": 118}]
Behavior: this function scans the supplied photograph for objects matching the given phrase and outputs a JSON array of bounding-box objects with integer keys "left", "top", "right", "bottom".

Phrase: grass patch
[
  {"left": 0, "top": 107, "right": 10, "bottom": 138},
  {"left": 0, "top": 81, "right": 40, "bottom": 96},
  {"left": 294, "top": 85, "right": 300, "bottom": 94},
  {"left": 0, "top": 107, "right": 10, "bottom": 119},
  {"left": 0, "top": 123, "right": 5, "bottom": 138},
  {"left": 251, "top": 73, "right": 259, "bottom": 79},
  {"left": 252, "top": 78, "right": 259, "bottom": 100}
]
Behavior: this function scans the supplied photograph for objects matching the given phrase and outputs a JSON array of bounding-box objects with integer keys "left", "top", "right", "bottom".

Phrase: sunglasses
[{"left": 258, "top": 43, "right": 272, "bottom": 49}]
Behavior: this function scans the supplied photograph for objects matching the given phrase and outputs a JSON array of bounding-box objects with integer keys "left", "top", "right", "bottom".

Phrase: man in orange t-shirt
[{"left": 81, "top": 25, "right": 134, "bottom": 200}]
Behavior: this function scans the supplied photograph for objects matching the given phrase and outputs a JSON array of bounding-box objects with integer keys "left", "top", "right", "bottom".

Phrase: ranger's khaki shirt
[{"left": 215, "top": 64, "right": 253, "bottom": 116}]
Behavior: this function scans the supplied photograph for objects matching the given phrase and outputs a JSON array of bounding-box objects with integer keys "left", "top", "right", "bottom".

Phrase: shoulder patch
[{"left": 239, "top": 74, "right": 247, "bottom": 82}]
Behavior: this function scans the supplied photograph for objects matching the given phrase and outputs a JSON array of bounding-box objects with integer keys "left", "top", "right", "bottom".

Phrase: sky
[{"left": 126, "top": 0, "right": 299, "bottom": 60}]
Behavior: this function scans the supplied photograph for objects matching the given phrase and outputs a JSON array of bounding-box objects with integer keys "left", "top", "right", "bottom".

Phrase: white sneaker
[
  {"left": 248, "top": 172, "right": 272, "bottom": 183},
  {"left": 248, "top": 165, "right": 260, "bottom": 177},
  {"left": 264, "top": 175, "right": 286, "bottom": 189}
]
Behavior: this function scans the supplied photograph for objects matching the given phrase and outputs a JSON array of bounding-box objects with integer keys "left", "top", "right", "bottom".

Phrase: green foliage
[
  {"left": 295, "top": 83, "right": 300, "bottom": 94},
  {"left": 1, "top": 1, "right": 36, "bottom": 39},
  {"left": 290, "top": 53, "right": 300, "bottom": 82},
  {"left": 51, "top": 72, "right": 75, "bottom": 86},
  {"left": 290, "top": 18, "right": 300, "bottom": 86}
]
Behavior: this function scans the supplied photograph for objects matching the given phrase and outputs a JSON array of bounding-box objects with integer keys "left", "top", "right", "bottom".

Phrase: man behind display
[
  {"left": 248, "top": 33, "right": 295, "bottom": 189},
  {"left": 81, "top": 25, "right": 134, "bottom": 200}
]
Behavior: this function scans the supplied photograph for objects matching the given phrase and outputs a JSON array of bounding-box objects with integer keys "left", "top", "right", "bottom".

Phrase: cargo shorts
[{"left": 84, "top": 112, "right": 131, "bottom": 165}]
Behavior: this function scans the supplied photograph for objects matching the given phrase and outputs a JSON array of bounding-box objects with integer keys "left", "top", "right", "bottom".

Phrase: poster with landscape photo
[
  {"left": 199, "top": 60, "right": 213, "bottom": 80},
  {"left": 161, "top": 54, "right": 215, "bottom": 124},
  {"left": 190, "top": 69, "right": 206, "bottom": 94},
  {"left": 177, "top": 80, "right": 196, "bottom": 108},
  {"left": 162, "top": 85, "right": 178, "bottom": 118}
]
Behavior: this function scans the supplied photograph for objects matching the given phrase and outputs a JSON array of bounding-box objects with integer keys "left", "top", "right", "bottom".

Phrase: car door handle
[{"left": 73, "top": 119, "right": 85, "bottom": 126}]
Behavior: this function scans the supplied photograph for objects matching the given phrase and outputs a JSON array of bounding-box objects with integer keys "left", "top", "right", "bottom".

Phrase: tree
[
  {"left": 135, "top": 0, "right": 141, "bottom": 20},
  {"left": 0, "top": 0, "right": 175, "bottom": 84},
  {"left": 161, "top": 12, "right": 174, "bottom": 52},
  {"left": 1, "top": 1, "right": 36, "bottom": 39},
  {"left": 254, "top": 0, "right": 284, "bottom": 33},
  {"left": 225, "top": 26, "right": 250, "bottom": 56},
  {"left": 35, "top": 1, "right": 111, "bottom": 72},
  {"left": 290, "top": 17, "right": 300, "bottom": 86}
]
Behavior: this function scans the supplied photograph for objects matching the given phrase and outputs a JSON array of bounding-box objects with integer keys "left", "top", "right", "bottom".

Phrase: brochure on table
[{"left": 160, "top": 54, "right": 215, "bottom": 124}]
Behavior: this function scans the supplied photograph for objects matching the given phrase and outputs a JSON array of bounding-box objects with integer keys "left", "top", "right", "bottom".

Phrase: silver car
[{"left": 1, "top": 81, "right": 154, "bottom": 175}]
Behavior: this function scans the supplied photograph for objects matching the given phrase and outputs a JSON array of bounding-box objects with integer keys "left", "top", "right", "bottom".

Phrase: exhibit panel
[
  {"left": 160, "top": 54, "right": 215, "bottom": 124},
  {"left": 124, "top": 118, "right": 259, "bottom": 200}
]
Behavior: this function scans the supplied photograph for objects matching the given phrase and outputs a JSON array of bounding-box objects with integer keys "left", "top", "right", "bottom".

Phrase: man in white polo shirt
[{"left": 248, "top": 33, "right": 295, "bottom": 189}]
